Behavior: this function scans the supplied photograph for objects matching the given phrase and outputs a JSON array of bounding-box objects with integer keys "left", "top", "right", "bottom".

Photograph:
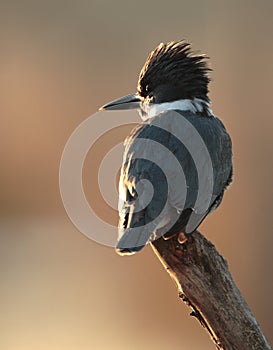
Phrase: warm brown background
[{"left": 1, "top": 1, "right": 273, "bottom": 349}]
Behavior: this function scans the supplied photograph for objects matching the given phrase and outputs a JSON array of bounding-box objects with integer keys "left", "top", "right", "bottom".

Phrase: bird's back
[{"left": 117, "top": 109, "right": 232, "bottom": 255}]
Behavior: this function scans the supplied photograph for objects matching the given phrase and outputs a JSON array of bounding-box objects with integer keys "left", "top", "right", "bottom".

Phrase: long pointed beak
[{"left": 99, "top": 93, "right": 141, "bottom": 111}]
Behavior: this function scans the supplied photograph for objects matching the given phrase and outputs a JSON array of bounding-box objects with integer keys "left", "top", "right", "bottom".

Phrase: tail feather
[{"left": 116, "top": 226, "right": 152, "bottom": 255}]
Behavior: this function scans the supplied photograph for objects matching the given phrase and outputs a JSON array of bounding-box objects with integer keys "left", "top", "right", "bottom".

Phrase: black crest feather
[{"left": 137, "top": 40, "right": 211, "bottom": 103}]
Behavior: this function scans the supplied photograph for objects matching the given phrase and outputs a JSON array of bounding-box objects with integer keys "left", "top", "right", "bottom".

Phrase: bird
[{"left": 100, "top": 40, "right": 233, "bottom": 255}]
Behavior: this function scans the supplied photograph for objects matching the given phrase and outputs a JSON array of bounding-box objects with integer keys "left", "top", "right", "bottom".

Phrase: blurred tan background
[{"left": 1, "top": 0, "right": 273, "bottom": 349}]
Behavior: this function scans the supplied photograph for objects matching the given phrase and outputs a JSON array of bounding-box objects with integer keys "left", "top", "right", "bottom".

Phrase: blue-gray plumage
[{"left": 100, "top": 40, "right": 233, "bottom": 255}]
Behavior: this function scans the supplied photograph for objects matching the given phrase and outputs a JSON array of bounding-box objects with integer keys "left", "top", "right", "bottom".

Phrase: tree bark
[{"left": 151, "top": 231, "right": 272, "bottom": 350}]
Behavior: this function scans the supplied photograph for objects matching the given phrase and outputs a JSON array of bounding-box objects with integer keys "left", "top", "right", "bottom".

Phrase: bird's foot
[{"left": 177, "top": 232, "right": 188, "bottom": 244}]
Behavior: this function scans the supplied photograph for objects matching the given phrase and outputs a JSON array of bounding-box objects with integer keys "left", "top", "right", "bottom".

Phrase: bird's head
[{"left": 100, "top": 40, "right": 211, "bottom": 117}]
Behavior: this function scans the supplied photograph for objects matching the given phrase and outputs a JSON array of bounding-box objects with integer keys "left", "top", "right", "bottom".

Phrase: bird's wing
[
  {"left": 117, "top": 121, "right": 171, "bottom": 254},
  {"left": 117, "top": 110, "right": 232, "bottom": 254}
]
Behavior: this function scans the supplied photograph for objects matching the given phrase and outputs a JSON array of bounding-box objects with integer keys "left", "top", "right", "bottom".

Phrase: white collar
[{"left": 140, "top": 98, "right": 213, "bottom": 120}]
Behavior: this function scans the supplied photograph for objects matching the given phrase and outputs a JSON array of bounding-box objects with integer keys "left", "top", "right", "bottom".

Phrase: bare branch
[{"left": 151, "top": 231, "right": 272, "bottom": 350}]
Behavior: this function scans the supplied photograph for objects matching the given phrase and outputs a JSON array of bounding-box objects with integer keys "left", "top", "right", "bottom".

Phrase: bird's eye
[{"left": 139, "top": 83, "right": 150, "bottom": 98}]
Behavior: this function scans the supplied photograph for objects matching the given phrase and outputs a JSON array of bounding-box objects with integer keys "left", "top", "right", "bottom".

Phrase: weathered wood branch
[{"left": 151, "top": 231, "right": 272, "bottom": 350}]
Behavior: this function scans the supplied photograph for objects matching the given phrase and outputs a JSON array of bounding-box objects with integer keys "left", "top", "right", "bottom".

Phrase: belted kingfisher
[{"left": 100, "top": 40, "right": 233, "bottom": 255}]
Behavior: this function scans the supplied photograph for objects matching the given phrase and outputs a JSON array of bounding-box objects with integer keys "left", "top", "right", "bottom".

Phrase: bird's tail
[{"left": 116, "top": 226, "right": 152, "bottom": 256}]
